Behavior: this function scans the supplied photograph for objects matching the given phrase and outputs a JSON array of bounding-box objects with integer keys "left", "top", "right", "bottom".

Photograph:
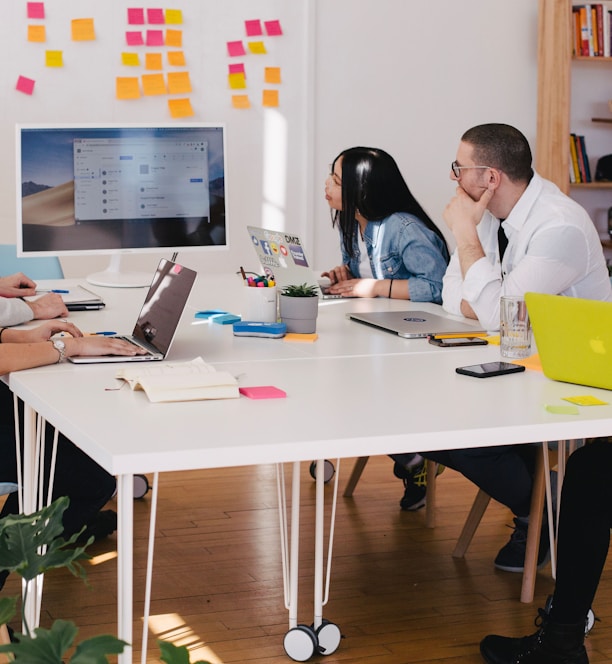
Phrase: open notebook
[{"left": 68, "top": 259, "right": 196, "bottom": 364}]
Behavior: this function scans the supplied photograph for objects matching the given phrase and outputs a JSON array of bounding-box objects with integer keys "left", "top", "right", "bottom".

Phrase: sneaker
[
  {"left": 76, "top": 509, "right": 118, "bottom": 544},
  {"left": 393, "top": 460, "right": 444, "bottom": 511},
  {"left": 494, "top": 517, "right": 550, "bottom": 573}
]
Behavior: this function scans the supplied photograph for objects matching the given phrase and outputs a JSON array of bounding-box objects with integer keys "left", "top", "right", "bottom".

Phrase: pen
[
  {"left": 38, "top": 289, "right": 69, "bottom": 294},
  {"left": 88, "top": 331, "right": 117, "bottom": 336},
  {"left": 240, "top": 266, "right": 248, "bottom": 283}
]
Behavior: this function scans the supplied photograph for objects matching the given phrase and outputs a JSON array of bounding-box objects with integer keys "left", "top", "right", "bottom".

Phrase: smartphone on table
[
  {"left": 455, "top": 362, "right": 526, "bottom": 378},
  {"left": 428, "top": 336, "right": 488, "bottom": 347}
]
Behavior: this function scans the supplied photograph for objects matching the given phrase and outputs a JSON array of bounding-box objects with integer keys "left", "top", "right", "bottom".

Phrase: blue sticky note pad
[
  {"left": 195, "top": 309, "right": 227, "bottom": 319},
  {"left": 212, "top": 313, "right": 241, "bottom": 325}
]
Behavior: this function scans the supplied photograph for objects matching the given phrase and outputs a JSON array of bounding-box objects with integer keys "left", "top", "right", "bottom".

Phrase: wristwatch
[{"left": 51, "top": 338, "right": 66, "bottom": 363}]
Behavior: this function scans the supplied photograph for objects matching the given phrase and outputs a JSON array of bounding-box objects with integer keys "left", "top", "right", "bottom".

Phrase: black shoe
[
  {"left": 494, "top": 517, "right": 550, "bottom": 573},
  {"left": 393, "top": 460, "right": 444, "bottom": 511},
  {"left": 480, "top": 608, "right": 589, "bottom": 663},
  {"left": 76, "top": 509, "right": 117, "bottom": 544}
]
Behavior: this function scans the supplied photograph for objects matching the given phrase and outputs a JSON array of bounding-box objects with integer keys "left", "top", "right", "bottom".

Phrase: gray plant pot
[{"left": 278, "top": 294, "right": 319, "bottom": 333}]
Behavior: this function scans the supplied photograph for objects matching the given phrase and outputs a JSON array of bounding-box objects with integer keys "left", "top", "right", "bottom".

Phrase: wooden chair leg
[
  {"left": 425, "top": 460, "right": 438, "bottom": 528},
  {"left": 452, "top": 488, "right": 491, "bottom": 558},
  {"left": 0, "top": 624, "right": 11, "bottom": 663},
  {"left": 342, "top": 456, "right": 369, "bottom": 497}
]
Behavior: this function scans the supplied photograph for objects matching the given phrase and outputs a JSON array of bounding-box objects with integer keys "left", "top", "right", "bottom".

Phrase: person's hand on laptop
[
  {"left": 321, "top": 264, "right": 353, "bottom": 285},
  {"left": 325, "top": 277, "right": 388, "bottom": 298}
]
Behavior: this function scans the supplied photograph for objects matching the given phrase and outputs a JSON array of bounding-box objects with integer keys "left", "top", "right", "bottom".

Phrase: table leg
[{"left": 117, "top": 473, "right": 134, "bottom": 664}]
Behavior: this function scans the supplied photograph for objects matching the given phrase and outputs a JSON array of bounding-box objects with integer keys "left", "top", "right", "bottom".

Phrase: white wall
[{"left": 0, "top": 1, "right": 539, "bottom": 280}]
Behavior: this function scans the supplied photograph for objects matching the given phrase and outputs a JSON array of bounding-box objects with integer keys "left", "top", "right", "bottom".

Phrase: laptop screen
[{"left": 133, "top": 259, "right": 197, "bottom": 355}]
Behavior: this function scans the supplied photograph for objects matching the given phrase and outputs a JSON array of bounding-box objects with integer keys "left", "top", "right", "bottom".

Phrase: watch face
[{"left": 54, "top": 339, "right": 66, "bottom": 350}]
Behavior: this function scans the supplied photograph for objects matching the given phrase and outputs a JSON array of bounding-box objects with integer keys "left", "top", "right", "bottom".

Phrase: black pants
[
  {"left": 422, "top": 444, "right": 537, "bottom": 518},
  {"left": 550, "top": 440, "right": 612, "bottom": 624},
  {"left": 0, "top": 382, "right": 116, "bottom": 537}
]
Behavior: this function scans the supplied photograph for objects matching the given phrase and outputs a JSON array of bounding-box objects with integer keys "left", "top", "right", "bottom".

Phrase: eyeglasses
[
  {"left": 327, "top": 164, "right": 342, "bottom": 187},
  {"left": 451, "top": 160, "right": 493, "bottom": 178}
]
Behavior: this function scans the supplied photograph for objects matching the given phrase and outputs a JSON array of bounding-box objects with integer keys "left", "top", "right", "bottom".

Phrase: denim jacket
[{"left": 341, "top": 212, "right": 449, "bottom": 303}]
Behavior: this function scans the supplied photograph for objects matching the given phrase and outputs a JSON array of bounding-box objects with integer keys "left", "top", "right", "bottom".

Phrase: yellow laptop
[{"left": 525, "top": 292, "right": 612, "bottom": 390}]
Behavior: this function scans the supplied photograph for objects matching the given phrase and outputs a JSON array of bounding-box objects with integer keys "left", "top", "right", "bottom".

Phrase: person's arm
[{"left": 0, "top": 273, "right": 37, "bottom": 298}]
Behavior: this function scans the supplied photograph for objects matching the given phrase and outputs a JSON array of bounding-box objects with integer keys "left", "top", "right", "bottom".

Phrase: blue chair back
[{"left": 0, "top": 244, "right": 64, "bottom": 279}]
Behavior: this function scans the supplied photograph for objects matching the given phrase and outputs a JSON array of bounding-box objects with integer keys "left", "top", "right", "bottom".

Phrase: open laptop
[
  {"left": 347, "top": 309, "right": 486, "bottom": 339},
  {"left": 525, "top": 291, "right": 612, "bottom": 390},
  {"left": 247, "top": 225, "right": 342, "bottom": 299},
  {"left": 69, "top": 258, "right": 197, "bottom": 364}
]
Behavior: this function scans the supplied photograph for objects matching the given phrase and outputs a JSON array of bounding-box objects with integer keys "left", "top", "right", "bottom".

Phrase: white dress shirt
[
  {"left": 442, "top": 172, "right": 612, "bottom": 330},
  {"left": 0, "top": 298, "right": 34, "bottom": 327}
]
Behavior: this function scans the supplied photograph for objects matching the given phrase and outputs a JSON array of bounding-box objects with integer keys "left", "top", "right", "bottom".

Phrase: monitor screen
[{"left": 16, "top": 122, "right": 227, "bottom": 286}]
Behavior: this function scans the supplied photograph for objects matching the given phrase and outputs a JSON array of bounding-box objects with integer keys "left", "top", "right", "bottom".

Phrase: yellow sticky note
[
  {"left": 232, "top": 94, "right": 251, "bottom": 109},
  {"left": 165, "top": 9, "right": 183, "bottom": 25},
  {"left": 167, "top": 71, "right": 191, "bottom": 94},
  {"left": 167, "top": 51, "right": 186, "bottom": 66},
  {"left": 116, "top": 77, "right": 140, "bottom": 99},
  {"left": 28, "top": 24, "right": 46, "bottom": 42},
  {"left": 141, "top": 73, "right": 167, "bottom": 96},
  {"left": 265, "top": 66, "right": 281, "bottom": 84},
  {"left": 145, "top": 53, "right": 163, "bottom": 70},
  {"left": 228, "top": 72, "right": 246, "bottom": 89},
  {"left": 248, "top": 41, "right": 267, "bottom": 54},
  {"left": 545, "top": 404, "right": 579, "bottom": 415},
  {"left": 71, "top": 18, "right": 95, "bottom": 41},
  {"left": 262, "top": 89, "right": 279, "bottom": 107},
  {"left": 485, "top": 335, "right": 500, "bottom": 345},
  {"left": 563, "top": 395, "right": 609, "bottom": 406},
  {"left": 46, "top": 50, "right": 63, "bottom": 67},
  {"left": 122, "top": 52, "right": 140, "bottom": 66},
  {"left": 165, "top": 29, "right": 182, "bottom": 47},
  {"left": 168, "top": 98, "right": 194, "bottom": 118}
]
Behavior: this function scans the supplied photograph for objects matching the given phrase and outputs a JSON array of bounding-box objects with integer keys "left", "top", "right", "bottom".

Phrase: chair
[{"left": 0, "top": 244, "right": 63, "bottom": 280}]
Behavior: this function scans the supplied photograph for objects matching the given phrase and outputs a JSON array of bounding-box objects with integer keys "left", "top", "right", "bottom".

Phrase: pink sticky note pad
[
  {"left": 264, "top": 20, "right": 283, "bottom": 36},
  {"left": 227, "top": 40, "right": 246, "bottom": 57},
  {"left": 239, "top": 386, "right": 286, "bottom": 400},
  {"left": 16, "top": 76, "right": 35, "bottom": 95},
  {"left": 27, "top": 2, "right": 45, "bottom": 19},
  {"left": 245, "top": 19, "right": 263, "bottom": 36},
  {"left": 127, "top": 8, "right": 145, "bottom": 25}
]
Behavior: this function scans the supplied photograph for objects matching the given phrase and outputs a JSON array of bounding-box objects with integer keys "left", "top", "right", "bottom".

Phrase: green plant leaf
[
  {"left": 158, "top": 640, "right": 212, "bottom": 664},
  {"left": 0, "top": 497, "right": 91, "bottom": 583},
  {"left": 0, "top": 595, "right": 17, "bottom": 625},
  {"left": 0, "top": 618, "right": 78, "bottom": 663},
  {"left": 281, "top": 282, "right": 319, "bottom": 297},
  {"left": 70, "top": 633, "right": 128, "bottom": 663}
]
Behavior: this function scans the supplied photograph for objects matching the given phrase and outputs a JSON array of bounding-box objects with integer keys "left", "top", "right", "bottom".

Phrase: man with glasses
[{"left": 421, "top": 124, "right": 612, "bottom": 573}]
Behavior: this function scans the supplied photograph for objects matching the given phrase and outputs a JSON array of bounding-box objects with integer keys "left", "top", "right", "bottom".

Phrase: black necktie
[{"left": 498, "top": 220, "right": 508, "bottom": 261}]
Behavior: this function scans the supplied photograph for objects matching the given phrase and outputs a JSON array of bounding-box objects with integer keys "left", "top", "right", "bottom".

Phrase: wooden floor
[{"left": 5, "top": 456, "right": 612, "bottom": 663}]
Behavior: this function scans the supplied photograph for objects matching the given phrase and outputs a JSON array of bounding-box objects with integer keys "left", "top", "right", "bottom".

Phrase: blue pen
[
  {"left": 94, "top": 331, "right": 117, "bottom": 336},
  {"left": 38, "top": 289, "right": 70, "bottom": 294}
]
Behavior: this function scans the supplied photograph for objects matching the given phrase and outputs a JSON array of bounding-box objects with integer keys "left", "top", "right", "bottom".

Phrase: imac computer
[{"left": 16, "top": 123, "right": 227, "bottom": 287}]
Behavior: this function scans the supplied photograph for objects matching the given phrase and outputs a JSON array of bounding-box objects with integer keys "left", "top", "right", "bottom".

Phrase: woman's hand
[
  {"left": 64, "top": 336, "right": 149, "bottom": 358},
  {"left": 15, "top": 320, "right": 84, "bottom": 343},
  {"left": 326, "top": 278, "right": 384, "bottom": 298},
  {"left": 321, "top": 265, "right": 352, "bottom": 285}
]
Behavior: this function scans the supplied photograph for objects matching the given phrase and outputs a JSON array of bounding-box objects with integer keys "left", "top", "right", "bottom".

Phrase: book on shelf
[
  {"left": 573, "top": 3, "right": 612, "bottom": 56},
  {"left": 115, "top": 357, "right": 240, "bottom": 403},
  {"left": 569, "top": 134, "right": 593, "bottom": 183},
  {"left": 578, "top": 135, "right": 592, "bottom": 181},
  {"left": 569, "top": 133, "right": 581, "bottom": 183}
]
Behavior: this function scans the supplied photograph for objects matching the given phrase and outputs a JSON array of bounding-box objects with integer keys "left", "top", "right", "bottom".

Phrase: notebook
[
  {"left": 525, "top": 291, "right": 612, "bottom": 390},
  {"left": 247, "top": 225, "right": 342, "bottom": 299},
  {"left": 68, "top": 258, "right": 197, "bottom": 364},
  {"left": 347, "top": 309, "right": 486, "bottom": 339}
]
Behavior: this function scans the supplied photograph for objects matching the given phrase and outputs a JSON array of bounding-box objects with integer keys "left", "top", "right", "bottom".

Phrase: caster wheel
[
  {"left": 309, "top": 460, "right": 335, "bottom": 483},
  {"left": 134, "top": 474, "right": 150, "bottom": 499},
  {"left": 284, "top": 624, "right": 317, "bottom": 662},
  {"left": 586, "top": 608, "right": 596, "bottom": 634},
  {"left": 315, "top": 620, "right": 342, "bottom": 656}
]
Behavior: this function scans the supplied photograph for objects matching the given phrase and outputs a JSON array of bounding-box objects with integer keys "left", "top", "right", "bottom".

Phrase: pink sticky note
[
  {"left": 147, "top": 8, "right": 165, "bottom": 24},
  {"left": 27, "top": 2, "right": 45, "bottom": 19},
  {"left": 239, "top": 386, "right": 286, "bottom": 399},
  {"left": 228, "top": 63, "right": 245, "bottom": 75},
  {"left": 127, "top": 8, "right": 145, "bottom": 25},
  {"left": 245, "top": 19, "right": 263, "bottom": 36},
  {"left": 227, "top": 40, "right": 246, "bottom": 57},
  {"left": 16, "top": 75, "right": 35, "bottom": 95},
  {"left": 146, "top": 29, "right": 164, "bottom": 46},
  {"left": 126, "top": 31, "right": 144, "bottom": 46},
  {"left": 264, "top": 20, "right": 283, "bottom": 36}
]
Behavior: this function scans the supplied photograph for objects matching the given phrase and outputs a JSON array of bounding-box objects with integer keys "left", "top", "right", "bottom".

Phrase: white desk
[{"left": 10, "top": 276, "right": 612, "bottom": 662}]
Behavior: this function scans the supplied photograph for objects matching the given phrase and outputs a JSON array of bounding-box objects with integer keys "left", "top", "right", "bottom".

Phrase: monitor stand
[{"left": 86, "top": 255, "right": 151, "bottom": 288}]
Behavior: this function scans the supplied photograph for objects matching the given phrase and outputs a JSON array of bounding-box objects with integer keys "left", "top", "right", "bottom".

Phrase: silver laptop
[
  {"left": 69, "top": 259, "right": 197, "bottom": 363},
  {"left": 348, "top": 310, "right": 486, "bottom": 339},
  {"left": 247, "top": 225, "right": 343, "bottom": 299}
]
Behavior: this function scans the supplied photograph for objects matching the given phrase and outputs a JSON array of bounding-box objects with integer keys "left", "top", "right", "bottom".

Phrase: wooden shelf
[
  {"left": 570, "top": 181, "right": 612, "bottom": 188},
  {"left": 592, "top": 117, "right": 612, "bottom": 123}
]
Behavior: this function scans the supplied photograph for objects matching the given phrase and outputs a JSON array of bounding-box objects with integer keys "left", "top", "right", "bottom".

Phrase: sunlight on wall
[
  {"left": 262, "top": 109, "right": 288, "bottom": 231},
  {"left": 147, "top": 613, "right": 224, "bottom": 664}
]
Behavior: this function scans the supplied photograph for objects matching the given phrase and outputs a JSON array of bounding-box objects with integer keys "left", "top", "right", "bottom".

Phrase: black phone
[
  {"left": 428, "top": 336, "right": 488, "bottom": 347},
  {"left": 455, "top": 361, "right": 526, "bottom": 378}
]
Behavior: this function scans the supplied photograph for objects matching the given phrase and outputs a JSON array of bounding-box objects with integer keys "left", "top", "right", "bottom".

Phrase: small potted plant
[{"left": 278, "top": 283, "right": 319, "bottom": 333}]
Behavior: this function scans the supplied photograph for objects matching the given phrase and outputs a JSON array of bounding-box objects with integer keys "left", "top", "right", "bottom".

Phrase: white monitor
[{"left": 16, "top": 122, "right": 228, "bottom": 287}]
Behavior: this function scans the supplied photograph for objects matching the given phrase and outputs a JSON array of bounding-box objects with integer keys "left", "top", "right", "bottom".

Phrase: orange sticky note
[
  {"left": 27, "top": 24, "right": 46, "bottom": 42},
  {"left": 167, "top": 71, "right": 191, "bottom": 94},
  {"left": 283, "top": 333, "right": 318, "bottom": 343},
  {"left": 145, "top": 53, "right": 163, "bottom": 70},
  {"left": 168, "top": 98, "right": 194, "bottom": 118},
  {"left": 165, "top": 29, "right": 182, "bottom": 47},
  {"left": 167, "top": 51, "right": 186, "bottom": 66},
  {"left": 116, "top": 76, "right": 140, "bottom": 99},
  {"left": 262, "top": 89, "right": 279, "bottom": 107},
  {"left": 72, "top": 18, "right": 95, "bottom": 41},
  {"left": 232, "top": 94, "right": 250, "bottom": 109},
  {"left": 141, "top": 73, "right": 167, "bottom": 95},
  {"left": 45, "top": 50, "right": 63, "bottom": 67},
  {"left": 122, "top": 52, "right": 140, "bottom": 66},
  {"left": 265, "top": 66, "right": 281, "bottom": 84},
  {"left": 248, "top": 41, "right": 267, "bottom": 54},
  {"left": 228, "top": 72, "right": 246, "bottom": 89},
  {"left": 165, "top": 9, "right": 183, "bottom": 25}
]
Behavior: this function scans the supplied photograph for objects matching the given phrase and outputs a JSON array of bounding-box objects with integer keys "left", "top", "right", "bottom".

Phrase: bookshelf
[{"left": 537, "top": 0, "right": 612, "bottom": 250}]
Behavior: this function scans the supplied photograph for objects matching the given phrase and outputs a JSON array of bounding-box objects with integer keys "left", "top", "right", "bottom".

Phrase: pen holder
[{"left": 243, "top": 285, "right": 277, "bottom": 323}]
